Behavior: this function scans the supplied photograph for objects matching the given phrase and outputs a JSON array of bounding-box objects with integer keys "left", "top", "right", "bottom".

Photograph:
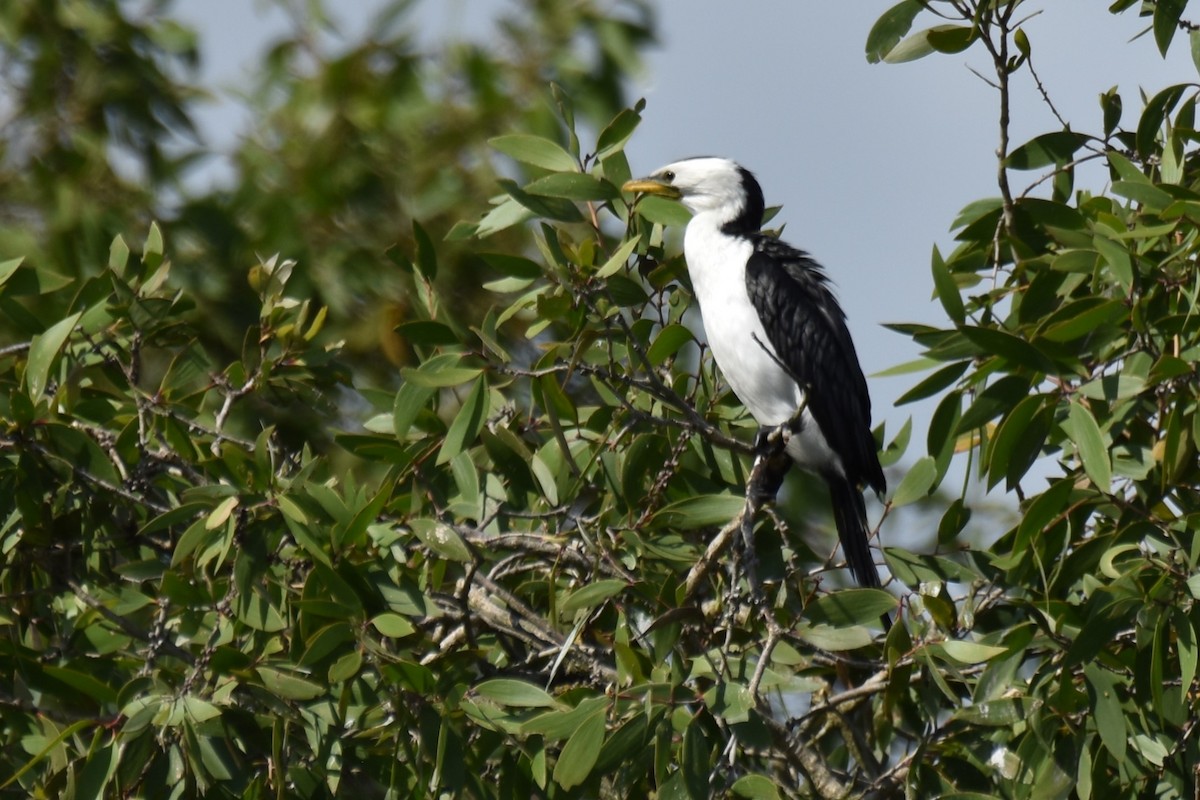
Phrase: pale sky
[{"left": 177, "top": 1, "right": 1194, "bottom": 499}]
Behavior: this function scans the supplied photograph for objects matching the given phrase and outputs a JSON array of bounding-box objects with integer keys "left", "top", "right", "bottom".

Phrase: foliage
[{"left": 3, "top": 1, "right": 1200, "bottom": 798}]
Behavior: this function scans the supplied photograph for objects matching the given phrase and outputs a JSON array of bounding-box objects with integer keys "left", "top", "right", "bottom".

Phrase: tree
[{"left": 1, "top": 0, "right": 1199, "bottom": 798}]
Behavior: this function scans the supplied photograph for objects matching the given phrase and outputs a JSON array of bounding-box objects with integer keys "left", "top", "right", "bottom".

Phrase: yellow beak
[{"left": 621, "top": 177, "right": 681, "bottom": 199}]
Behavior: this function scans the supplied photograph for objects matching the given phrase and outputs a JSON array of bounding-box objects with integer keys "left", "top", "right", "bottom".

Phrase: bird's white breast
[{"left": 684, "top": 215, "right": 841, "bottom": 475}]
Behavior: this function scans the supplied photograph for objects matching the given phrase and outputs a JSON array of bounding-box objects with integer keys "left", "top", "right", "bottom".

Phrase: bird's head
[{"left": 623, "top": 156, "right": 764, "bottom": 233}]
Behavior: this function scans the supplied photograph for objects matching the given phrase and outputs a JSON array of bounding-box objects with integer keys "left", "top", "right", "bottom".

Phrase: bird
[{"left": 622, "top": 157, "right": 887, "bottom": 594}]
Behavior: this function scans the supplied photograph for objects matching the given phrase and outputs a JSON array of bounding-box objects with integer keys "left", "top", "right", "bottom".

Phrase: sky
[{"left": 176, "top": 1, "right": 1195, "bottom": 499}]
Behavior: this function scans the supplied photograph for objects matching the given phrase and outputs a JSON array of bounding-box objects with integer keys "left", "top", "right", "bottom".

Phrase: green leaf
[
  {"left": 499, "top": 179, "right": 584, "bottom": 223},
  {"left": 895, "top": 360, "right": 969, "bottom": 405},
  {"left": 1136, "top": 84, "right": 1188, "bottom": 158},
  {"left": 1154, "top": 0, "right": 1186, "bottom": 55},
  {"left": 731, "top": 774, "right": 782, "bottom": 800},
  {"left": 1084, "top": 663, "right": 1127, "bottom": 762},
  {"left": 371, "top": 612, "right": 416, "bottom": 638},
  {"left": 438, "top": 375, "right": 488, "bottom": 464},
  {"left": 935, "top": 640, "right": 1008, "bottom": 664},
  {"left": 76, "top": 741, "right": 119, "bottom": 800},
  {"left": 1065, "top": 401, "right": 1111, "bottom": 492},
  {"left": 395, "top": 320, "right": 459, "bottom": 347},
  {"left": 885, "top": 25, "right": 974, "bottom": 63},
  {"left": 865, "top": 0, "right": 923, "bottom": 64},
  {"left": 410, "top": 519, "right": 474, "bottom": 562},
  {"left": 959, "top": 325, "right": 1053, "bottom": 373},
  {"left": 142, "top": 220, "right": 164, "bottom": 273},
  {"left": 1092, "top": 234, "right": 1133, "bottom": 292},
  {"left": 930, "top": 245, "right": 964, "bottom": 324},
  {"left": 401, "top": 353, "right": 483, "bottom": 388},
  {"left": 595, "top": 236, "right": 640, "bottom": 279},
  {"left": 525, "top": 172, "right": 618, "bottom": 201},
  {"left": 393, "top": 381, "right": 435, "bottom": 440},
  {"left": 0, "top": 256, "right": 22, "bottom": 288},
  {"left": 481, "top": 252, "right": 542, "bottom": 279},
  {"left": 552, "top": 708, "right": 606, "bottom": 790},
  {"left": 108, "top": 235, "right": 130, "bottom": 276},
  {"left": 255, "top": 667, "right": 324, "bottom": 701},
  {"left": 475, "top": 679, "right": 559, "bottom": 709},
  {"left": 804, "top": 589, "right": 897, "bottom": 627},
  {"left": 795, "top": 623, "right": 874, "bottom": 651},
  {"left": 490, "top": 134, "right": 578, "bottom": 172},
  {"left": 413, "top": 219, "right": 437, "bottom": 280},
  {"left": 891, "top": 455, "right": 937, "bottom": 506},
  {"left": 651, "top": 494, "right": 744, "bottom": 529},
  {"left": 988, "top": 393, "right": 1051, "bottom": 489},
  {"left": 633, "top": 195, "right": 691, "bottom": 227},
  {"left": 596, "top": 106, "right": 642, "bottom": 159},
  {"left": 645, "top": 323, "right": 695, "bottom": 364},
  {"left": 560, "top": 579, "right": 627, "bottom": 617},
  {"left": 1005, "top": 131, "right": 1090, "bottom": 170},
  {"left": 476, "top": 196, "right": 534, "bottom": 238},
  {"left": 25, "top": 312, "right": 82, "bottom": 400}
]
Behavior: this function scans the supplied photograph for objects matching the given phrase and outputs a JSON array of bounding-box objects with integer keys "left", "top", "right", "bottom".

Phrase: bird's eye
[{"left": 662, "top": 171, "right": 675, "bottom": 182}]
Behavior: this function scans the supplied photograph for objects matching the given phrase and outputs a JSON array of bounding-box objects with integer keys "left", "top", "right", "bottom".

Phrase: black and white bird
[{"left": 623, "top": 157, "right": 886, "bottom": 592}]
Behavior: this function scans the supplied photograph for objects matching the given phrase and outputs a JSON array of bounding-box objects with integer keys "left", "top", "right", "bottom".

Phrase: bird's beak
[{"left": 622, "top": 177, "right": 681, "bottom": 199}]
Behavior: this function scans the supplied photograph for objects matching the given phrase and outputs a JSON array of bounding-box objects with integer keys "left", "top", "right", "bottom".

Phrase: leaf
[
  {"left": 1092, "top": 234, "right": 1133, "bottom": 293},
  {"left": 885, "top": 25, "right": 974, "bottom": 63},
  {"left": 731, "top": 774, "right": 782, "bottom": 800},
  {"left": 0, "top": 256, "right": 22, "bottom": 288},
  {"left": 552, "top": 708, "right": 606, "bottom": 790},
  {"left": 596, "top": 106, "right": 642, "bottom": 159},
  {"left": 1154, "top": 0, "right": 1187, "bottom": 55},
  {"left": 936, "top": 640, "right": 1008, "bottom": 664},
  {"left": 412, "top": 219, "right": 437, "bottom": 280},
  {"left": 1084, "top": 663, "right": 1127, "bottom": 762},
  {"left": 795, "top": 623, "right": 874, "bottom": 651},
  {"left": 1005, "top": 131, "right": 1090, "bottom": 170},
  {"left": 645, "top": 323, "right": 694, "bottom": 364},
  {"left": 595, "top": 236, "right": 640, "bottom": 279},
  {"left": 1065, "top": 401, "right": 1112, "bottom": 492},
  {"left": 498, "top": 179, "right": 584, "bottom": 223},
  {"left": 481, "top": 252, "right": 542, "bottom": 278},
  {"left": 895, "top": 360, "right": 970, "bottom": 406},
  {"left": 255, "top": 667, "right": 324, "bottom": 701},
  {"left": 410, "top": 519, "right": 473, "bottom": 562},
  {"left": 1136, "top": 84, "right": 1188, "bottom": 158},
  {"left": 930, "top": 245, "right": 964, "bottom": 324},
  {"left": 891, "top": 455, "right": 937, "bottom": 506},
  {"left": 475, "top": 679, "right": 559, "bottom": 709},
  {"left": 988, "top": 393, "right": 1051, "bottom": 489},
  {"left": 959, "top": 325, "right": 1054, "bottom": 373},
  {"left": 560, "top": 579, "right": 627, "bottom": 617},
  {"left": 76, "top": 741, "right": 119, "bottom": 800},
  {"left": 392, "top": 381, "right": 435, "bottom": 440},
  {"left": 651, "top": 494, "right": 744, "bottom": 529},
  {"left": 108, "top": 235, "right": 130, "bottom": 276},
  {"left": 525, "top": 172, "right": 618, "bottom": 201},
  {"left": 371, "top": 612, "right": 416, "bottom": 638},
  {"left": 25, "top": 312, "right": 82, "bottom": 400},
  {"left": 142, "top": 220, "right": 164, "bottom": 273},
  {"left": 804, "top": 589, "right": 897, "bottom": 627},
  {"left": 395, "top": 320, "right": 459, "bottom": 347},
  {"left": 400, "top": 353, "right": 483, "bottom": 388},
  {"left": 489, "top": 134, "right": 578, "bottom": 172},
  {"left": 438, "top": 375, "right": 488, "bottom": 464},
  {"left": 633, "top": 195, "right": 691, "bottom": 227},
  {"left": 865, "top": 0, "right": 923, "bottom": 64},
  {"left": 476, "top": 196, "right": 534, "bottom": 238}
]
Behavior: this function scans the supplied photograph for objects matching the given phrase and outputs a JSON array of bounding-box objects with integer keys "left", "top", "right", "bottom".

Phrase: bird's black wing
[{"left": 743, "top": 236, "right": 885, "bottom": 495}]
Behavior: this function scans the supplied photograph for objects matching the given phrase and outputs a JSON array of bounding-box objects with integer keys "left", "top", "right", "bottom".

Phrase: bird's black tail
[{"left": 827, "top": 477, "right": 892, "bottom": 628}]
